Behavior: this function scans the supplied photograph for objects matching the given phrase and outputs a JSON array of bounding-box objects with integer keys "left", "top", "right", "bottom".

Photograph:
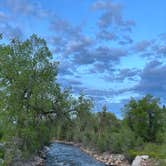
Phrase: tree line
[{"left": 0, "top": 35, "right": 165, "bottom": 165}]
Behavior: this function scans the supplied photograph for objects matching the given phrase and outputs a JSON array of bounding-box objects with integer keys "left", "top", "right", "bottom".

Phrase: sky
[{"left": 0, "top": 0, "right": 166, "bottom": 117}]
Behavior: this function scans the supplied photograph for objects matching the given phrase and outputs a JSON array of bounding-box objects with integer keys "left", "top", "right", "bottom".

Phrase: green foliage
[
  {"left": 0, "top": 148, "right": 4, "bottom": 159},
  {"left": 123, "top": 95, "right": 163, "bottom": 142},
  {"left": 0, "top": 35, "right": 66, "bottom": 163},
  {"left": 0, "top": 35, "right": 165, "bottom": 164},
  {"left": 141, "top": 143, "right": 166, "bottom": 159},
  {"left": 128, "top": 143, "right": 166, "bottom": 161}
]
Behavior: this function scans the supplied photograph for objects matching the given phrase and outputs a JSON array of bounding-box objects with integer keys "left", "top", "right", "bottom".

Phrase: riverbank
[
  {"left": 11, "top": 156, "right": 45, "bottom": 166},
  {"left": 52, "top": 140, "right": 130, "bottom": 166},
  {"left": 10, "top": 147, "right": 50, "bottom": 166},
  {"left": 12, "top": 140, "right": 154, "bottom": 166}
]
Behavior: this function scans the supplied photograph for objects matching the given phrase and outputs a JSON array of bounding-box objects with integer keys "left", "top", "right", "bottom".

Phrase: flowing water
[{"left": 46, "top": 143, "right": 105, "bottom": 166}]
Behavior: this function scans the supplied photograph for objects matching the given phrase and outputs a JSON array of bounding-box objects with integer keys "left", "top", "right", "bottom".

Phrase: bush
[
  {"left": 96, "top": 136, "right": 109, "bottom": 152},
  {"left": 127, "top": 143, "right": 166, "bottom": 163},
  {"left": 0, "top": 150, "right": 4, "bottom": 159},
  {"left": 142, "top": 143, "right": 166, "bottom": 159}
]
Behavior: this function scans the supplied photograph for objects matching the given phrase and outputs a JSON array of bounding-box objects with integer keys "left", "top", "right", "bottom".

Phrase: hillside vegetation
[{"left": 0, "top": 35, "right": 165, "bottom": 165}]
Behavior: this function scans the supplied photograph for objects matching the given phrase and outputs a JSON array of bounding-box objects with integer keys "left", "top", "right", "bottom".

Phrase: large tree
[
  {"left": 0, "top": 35, "right": 61, "bottom": 161},
  {"left": 0, "top": 34, "right": 96, "bottom": 162},
  {"left": 123, "top": 95, "right": 163, "bottom": 142}
]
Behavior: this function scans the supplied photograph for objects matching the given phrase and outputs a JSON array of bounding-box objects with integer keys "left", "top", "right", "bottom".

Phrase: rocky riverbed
[
  {"left": 48, "top": 140, "right": 154, "bottom": 166},
  {"left": 45, "top": 142, "right": 105, "bottom": 166},
  {"left": 51, "top": 140, "right": 130, "bottom": 166},
  {"left": 10, "top": 140, "right": 153, "bottom": 166},
  {"left": 11, "top": 156, "right": 45, "bottom": 166}
]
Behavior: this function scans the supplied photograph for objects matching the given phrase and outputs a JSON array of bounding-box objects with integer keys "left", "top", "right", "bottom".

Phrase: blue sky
[{"left": 0, "top": 0, "right": 166, "bottom": 117}]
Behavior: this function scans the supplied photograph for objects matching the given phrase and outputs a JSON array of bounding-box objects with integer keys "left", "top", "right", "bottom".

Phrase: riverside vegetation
[{"left": 0, "top": 35, "right": 166, "bottom": 165}]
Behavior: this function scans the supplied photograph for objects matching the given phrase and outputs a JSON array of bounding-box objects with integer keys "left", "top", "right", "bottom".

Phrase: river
[{"left": 46, "top": 143, "right": 105, "bottom": 166}]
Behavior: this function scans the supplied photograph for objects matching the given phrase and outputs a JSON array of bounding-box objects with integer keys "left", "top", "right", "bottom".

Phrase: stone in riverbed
[
  {"left": 132, "top": 155, "right": 149, "bottom": 166},
  {"left": 141, "top": 155, "right": 149, "bottom": 160},
  {"left": 39, "top": 146, "right": 50, "bottom": 159}
]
